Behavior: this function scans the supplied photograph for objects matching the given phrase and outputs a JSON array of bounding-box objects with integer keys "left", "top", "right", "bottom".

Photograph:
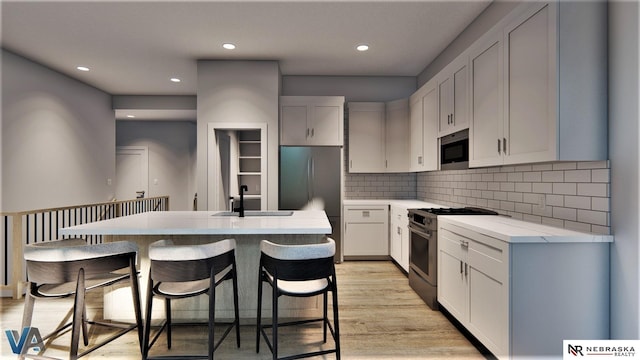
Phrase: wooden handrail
[{"left": 1, "top": 196, "right": 169, "bottom": 299}]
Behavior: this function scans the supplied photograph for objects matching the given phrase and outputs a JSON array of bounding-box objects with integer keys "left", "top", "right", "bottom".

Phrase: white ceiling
[{"left": 1, "top": 0, "right": 491, "bottom": 97}]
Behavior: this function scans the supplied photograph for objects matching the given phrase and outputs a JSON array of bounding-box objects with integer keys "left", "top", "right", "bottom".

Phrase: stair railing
[{"left": 0, "top": 196, "right": 169, "bottom": 299}]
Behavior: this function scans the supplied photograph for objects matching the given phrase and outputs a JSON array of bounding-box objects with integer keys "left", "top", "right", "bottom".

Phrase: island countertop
[{"left": 59, "top": 210, "right": 332, "bottom": 236}]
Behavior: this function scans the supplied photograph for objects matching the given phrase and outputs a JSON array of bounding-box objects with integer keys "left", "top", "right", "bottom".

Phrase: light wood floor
[{"left": 1, "top": 261, "right": 485, "bottom": 359}]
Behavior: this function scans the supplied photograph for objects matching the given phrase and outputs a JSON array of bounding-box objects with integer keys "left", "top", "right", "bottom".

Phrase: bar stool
[
  {"left": 256, "top": 237, "right": 340, "bottom": 360},
  {"left": 21, "top": 238, "right": 143, "bottom": 360},
  {"left": 142, "top": 239, "right": 240, "bottom": 360}
]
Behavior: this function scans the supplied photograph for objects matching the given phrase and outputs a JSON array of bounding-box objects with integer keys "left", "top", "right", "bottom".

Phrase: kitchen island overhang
[{"left": 59, "top": 210, "right": 333, "bottom": 322}]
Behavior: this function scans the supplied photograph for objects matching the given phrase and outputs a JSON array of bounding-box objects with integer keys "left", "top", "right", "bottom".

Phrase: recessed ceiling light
[
  {"left": 356, "top": 44, "right": 369, "bottom": 52},
  {"left": 126, "top": 115, "right": 136, "bottom": 118},
  {"left": 76, "top": 66, "right": 90, "bottom": 71},
  {"left": 170, "top": 78, "right": 181, "bottom": 83},
  {"left": 222, "top": 43, "right": 236, "bottom": 50}
]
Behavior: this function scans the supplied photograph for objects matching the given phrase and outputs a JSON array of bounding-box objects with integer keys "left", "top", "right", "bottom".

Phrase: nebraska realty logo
[
  {"left": 4, "top": 327, "right": 44, "bottom": 354},
  {"left": 564, "top": 340, "right": 639, "bottom": 359}
]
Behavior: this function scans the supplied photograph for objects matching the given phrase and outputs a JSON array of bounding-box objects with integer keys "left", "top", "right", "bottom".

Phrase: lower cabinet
[
  {"left": 389, "top": 205, "right": 409, "bottom": 272},
  {"left": 438, "top": 220, "right": 609, "bottom": 359},
  {"left": 343, "top": 205, "right": 389, "bottom": 258}
]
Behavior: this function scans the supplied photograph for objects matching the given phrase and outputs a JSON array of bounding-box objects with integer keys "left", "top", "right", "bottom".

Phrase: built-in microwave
[{"left": 440, "top": 129, "right": 469, "bottom": 170}]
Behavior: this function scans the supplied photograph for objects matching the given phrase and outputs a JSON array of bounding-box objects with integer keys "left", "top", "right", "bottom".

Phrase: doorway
[{"left": 116, "top": 146, "right": 149, "bottom": 200}]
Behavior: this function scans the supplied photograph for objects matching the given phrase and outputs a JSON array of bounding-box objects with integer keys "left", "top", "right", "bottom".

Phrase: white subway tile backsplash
[
  {"left": 591, "top": 169, "right": 610, "bottom": 183},
  {"left": 350, "top": 161, "right": 609, "bottom": 235},
  {"left": 553, "top": 207, "right": 577, "bottom": 221},
  {"left": 577, "top": 183, "right": 608, "bottom": 197},
  {"left": 532, "top": 183, "right": 553, "bottom": 193},
  {"left": 564, "top": 196, "right": 591, "bottom": 210},
  {"left": 542, "top": 171, "right": 564, "bottom": 182},
  {"left": 546, "top": 194, "right": 564, "bottom": 207},
  {"left": 553, "top": 183, "right": 577, "bottom": 195},
  {"left": 591, "top": 197, "right": 610, "bottom": 212},
  {"left": 523, "top": 172, "right": 542, "bottom": 182},
  {"left": 577, "top": 209, "right": 608, "bottom": 226},
  {"left": 564, "top": 170, "right": 591, "bottom": 183},
  {"left": 553, "top": 162, "right": 577, "bottom": 170}
]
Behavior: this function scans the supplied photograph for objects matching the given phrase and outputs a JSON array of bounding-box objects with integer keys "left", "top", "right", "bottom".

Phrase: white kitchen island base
[{"left": 60, "top": 211, "right": 333, "bottom": 324}]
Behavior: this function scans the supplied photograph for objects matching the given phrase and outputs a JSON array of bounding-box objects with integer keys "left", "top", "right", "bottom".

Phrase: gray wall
[
  {"left": 197, "top": 61, "right": 280, "bottom": 210},
  {"left": 609, "top": 1, "right": 640, "bottom": 339},
  {"left": 116, "top": 120, "right": 197, "bottom": 211},
  {"left": 1, "top": 49, "right": 115, "bottom": 212}
]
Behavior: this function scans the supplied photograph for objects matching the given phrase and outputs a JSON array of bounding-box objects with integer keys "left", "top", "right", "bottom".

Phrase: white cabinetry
[
  {"left": 343, "top": 205, "right": 389, "bottom": 258},
  {"left": 347, "top": 102, "right": 385, "bottom": 172},
  {"left": 438, "top": 218, "right": 610, "bottom": 359},
  {"left": 409, "top": 79, "right": 438, "bottom": 172},
  {"left": 348, "top": 99, "right": 410, "bottom": 173},
  {"left": 437, "top": 55, "right": 470, "bottom": 137},
  {"left": 470, "top": 1, "right": 607, "bottom": 167},
  {"left": 389, "top": 204, "right": 410, "bottom": 272},
  {"left": 385, "top": 99, "right": 410, "bottom": 172},
  {"left": 280, "top": 96, "right": 344, "bottom": 146}
]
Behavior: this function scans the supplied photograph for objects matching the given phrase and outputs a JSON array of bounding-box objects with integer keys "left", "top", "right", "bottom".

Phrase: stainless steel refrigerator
[{"left": 279, "top": 146, "right": 342, "bottom": 260}]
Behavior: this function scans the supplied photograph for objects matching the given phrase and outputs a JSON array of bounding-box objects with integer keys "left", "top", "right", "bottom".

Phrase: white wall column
[{"left": 609, "top": 0, "right": 640, "bottom": 339}]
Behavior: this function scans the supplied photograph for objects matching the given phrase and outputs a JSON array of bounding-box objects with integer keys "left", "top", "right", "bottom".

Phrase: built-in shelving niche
[{"left": 208, "top": 123, "right": 267, "bottom": 211}]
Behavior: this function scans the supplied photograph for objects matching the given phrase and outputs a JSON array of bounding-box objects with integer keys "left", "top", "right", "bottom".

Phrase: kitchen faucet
[{"left": 234, "top": 185, "right": 248, "bottom": 217}]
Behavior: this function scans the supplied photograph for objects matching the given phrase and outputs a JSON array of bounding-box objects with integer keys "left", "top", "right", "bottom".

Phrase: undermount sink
[{"left": 212, "top": 210, "right": 294, "bottom": 217}]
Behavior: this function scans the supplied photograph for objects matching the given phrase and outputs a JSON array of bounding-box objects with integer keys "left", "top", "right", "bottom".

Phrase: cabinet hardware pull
[
  {"left": 461, "top": 240, "right": 469, "bottom": 248},
  {"left": 498, "top": 139, "right": 501, "bottom": 154},
  {"left": 418, "top": 156, "right": 423, "bottom": 165},
  {"left": 307, "top": 128, "right": 310, "bottom": 138},
  {"left": 460, "top": 260, "right": 463, "bottom": 274},
  {"left": 451, "top": 113, "right": 454, "bottom": 124},
  {"left": 362, "top": 210, "right": 370, "bottom": 217},
  {"left": 465, "top": 262, "right": 468, "bottom": 276},
  {"left": 503, "top": 137, "right": 507, "bottom": 153},
  {"left": 311, "top": 128, "right": 315, "bottom": 137}
]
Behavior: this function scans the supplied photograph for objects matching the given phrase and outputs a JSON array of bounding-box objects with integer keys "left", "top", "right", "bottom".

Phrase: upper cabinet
[
  {"left": 348, "top": 99, "right": 410, "bottom": 173},
  {"left": 470, "top": 1, "right": 607, "bottom": 167},
  {"left": 437, "top": 55, "right": 470, "bottom": 137},
  {"left": 348, "top": 102, "right": 386, "bottom": 172},
  {"left": 409, "top": 79, "right": 439, "bottom": 172},
  {"left": 280, "top": 96, "right": 345, "bottom": 146}
]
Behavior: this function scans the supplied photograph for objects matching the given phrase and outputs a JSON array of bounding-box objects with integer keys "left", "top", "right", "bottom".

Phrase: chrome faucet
[{"left": 234, "top": 185, "right": 248, "bottom": 217}]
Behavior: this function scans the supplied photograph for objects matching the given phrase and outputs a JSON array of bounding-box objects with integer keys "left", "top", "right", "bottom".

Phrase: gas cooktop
[{"left": 412, "top": 207, "right": 498, "bottom": 216}]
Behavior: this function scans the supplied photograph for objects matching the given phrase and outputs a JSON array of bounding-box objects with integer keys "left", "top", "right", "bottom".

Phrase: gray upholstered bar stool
[
  {"left": 142, "top": 239, "right": 240, "bottom": 360},
  {"left": 21, "top": 238, "right": 143, "bottom": 360},
  {"left": 256, "top": 237, "right": 340, "bottom": 360}
]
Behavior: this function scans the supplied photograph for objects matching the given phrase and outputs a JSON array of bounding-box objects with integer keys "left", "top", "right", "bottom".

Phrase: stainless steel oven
[{"left": 408, "top": 207, "right": 498, "bottom": 310}]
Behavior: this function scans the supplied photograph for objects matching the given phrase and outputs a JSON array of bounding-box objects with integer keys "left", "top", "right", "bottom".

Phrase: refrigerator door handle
[
  {"left": 310, "top": 157, "right": 315, "bottom": 199},
  {"left": 307, "top": 157, "right": 312, "bottom": 201}
]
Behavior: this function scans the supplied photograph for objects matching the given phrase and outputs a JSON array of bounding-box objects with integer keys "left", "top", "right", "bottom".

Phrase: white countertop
[
  {"left": 59, "top": 210, "right": 332, "bottom": 236},
  {"left": 439, "top": 215, "right": 613, "bottom": 244}
]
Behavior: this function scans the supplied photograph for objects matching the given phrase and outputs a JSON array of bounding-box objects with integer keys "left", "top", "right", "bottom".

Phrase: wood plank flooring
[{"left": 1, "top": 261, "right": 485, "bottom": 359}]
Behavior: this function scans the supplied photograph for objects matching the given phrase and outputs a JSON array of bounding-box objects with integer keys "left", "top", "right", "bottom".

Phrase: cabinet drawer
[{"left": 345, "top": 207, "right": 388, "bottom": 223}]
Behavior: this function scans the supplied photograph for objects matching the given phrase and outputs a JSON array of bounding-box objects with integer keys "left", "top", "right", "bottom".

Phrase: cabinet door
[
  {"left": 344, "top": 206, "right": 389, "bottom": 257},
  {"left": 438, "top": 227, "right": 468, "bottom": 322},
  {"left": 452, "top": 60, "right": 469, "bottom": 131},
  {"left": 469, "top": 30, "right": 504, "bottom": 167},
  {"left": 280, "top": 105, "right": 309, "bottom": 145},
  {"left": 310, "top": 104, "right": 343, "bottom": 146},
  {"left": 466, "top": 237, "right": 509, "bottom": 358},
  {"left": 438, "top": 76, "right": 453, "bottom": 134},
  {"left": 409, "top": 94, "right": 424, "bottom": 171},
  {"left": 348, "top": 103, "right": 385, "bottom": 172},
  {"left": 504, "top": 2, "right": 557, "bottom": 164},
  {"left": 385, "top": 99, "right": 410, "bottom": 172},
  {"left": 422, "top": 83, "right": 439, "bottom": 171}
]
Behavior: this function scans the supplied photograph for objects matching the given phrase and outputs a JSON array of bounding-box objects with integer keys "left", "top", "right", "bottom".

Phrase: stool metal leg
[
  {"left": 70, "top": 268, "right": 86, "bottom": 360},
  {"left": 128, "top": 256, "right": 144, "bottom": 352},
  {"left": 256, "top": 270, "right": 263, "bottom": 353},
  {"left": 232, "top": 265, "right": 240, "bottom": 348},
  {"left": 165, "top": 299, "right": 172, "bottom": 349},
  {"left": 142, "top": 275, "right": 154, "bottom": 360}
]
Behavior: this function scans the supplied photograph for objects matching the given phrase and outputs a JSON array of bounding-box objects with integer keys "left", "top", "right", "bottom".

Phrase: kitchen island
[{"left": 60, "top": 210, "right": 332, "bottom": 322}]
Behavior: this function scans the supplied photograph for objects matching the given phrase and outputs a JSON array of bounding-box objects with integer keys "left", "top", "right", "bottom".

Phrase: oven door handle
[{"left": 409, "top": 227, "right": 433, "bottom": 239}]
